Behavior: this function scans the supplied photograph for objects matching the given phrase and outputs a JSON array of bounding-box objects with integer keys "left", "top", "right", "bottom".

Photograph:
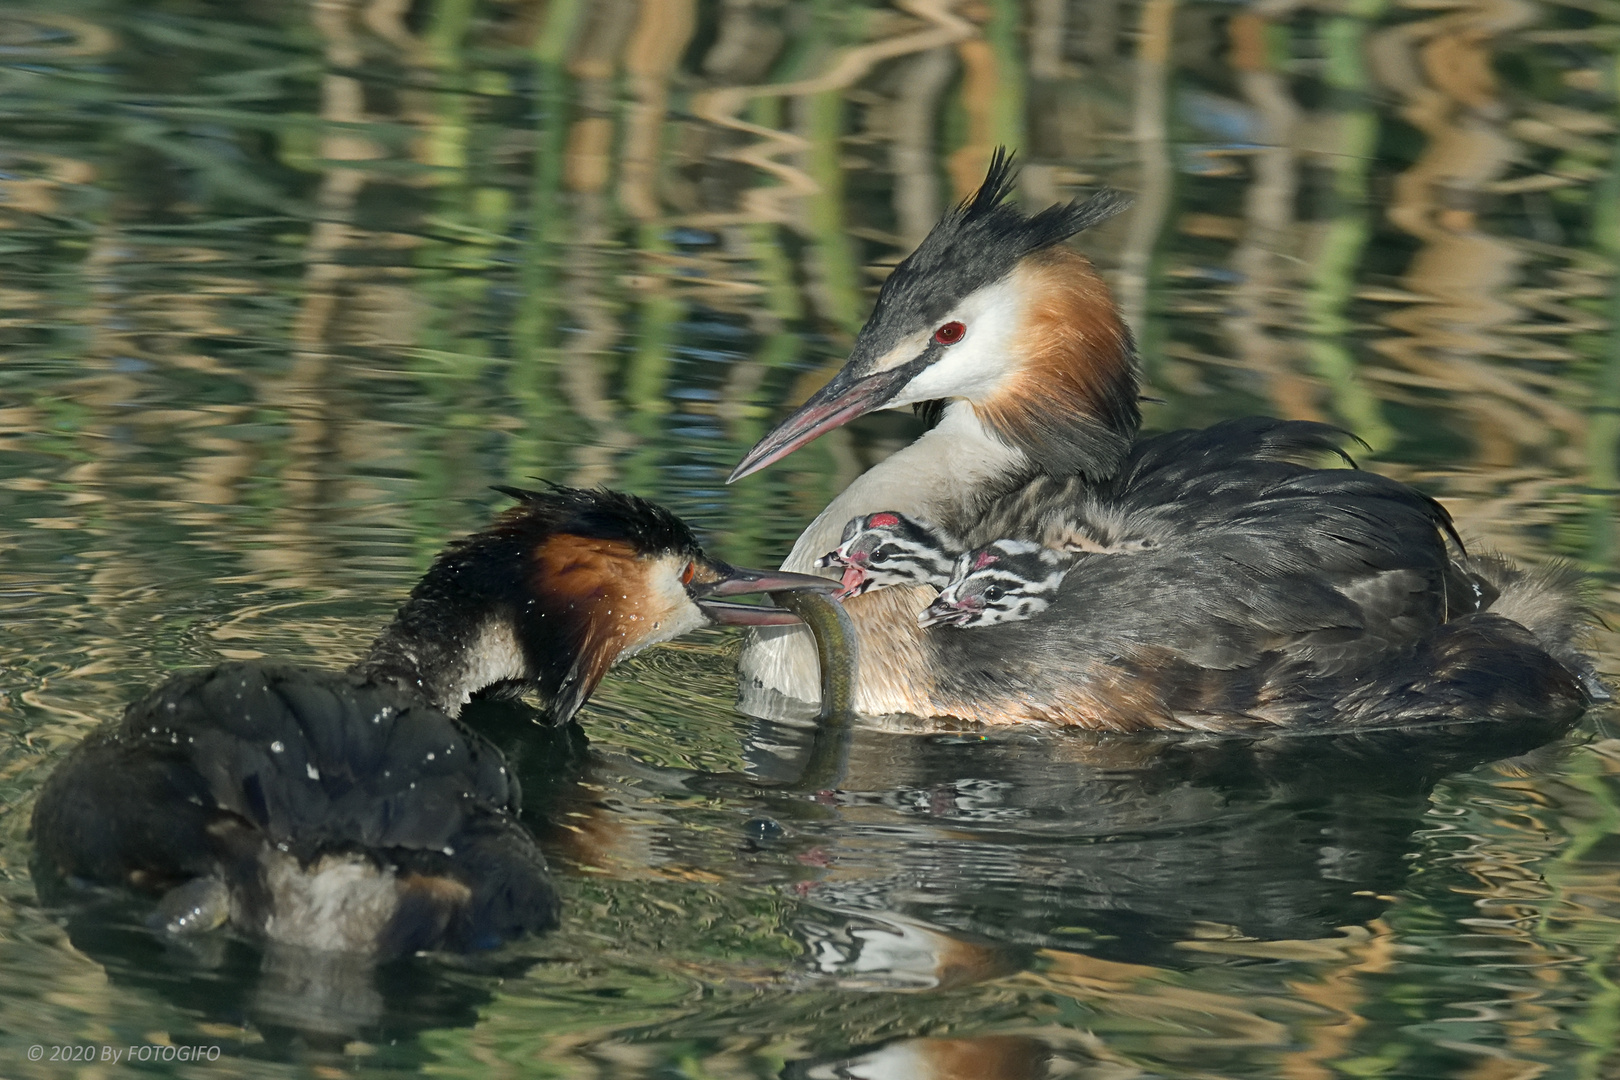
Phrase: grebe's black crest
[
  {"left": 489, "top": 484, "right": 703, "bottom": 559},
  {"left": 866, "top": 149, "right": 1131, "bottom": 346}
]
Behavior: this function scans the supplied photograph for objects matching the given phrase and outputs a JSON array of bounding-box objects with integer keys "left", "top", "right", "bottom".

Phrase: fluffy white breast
[
  {"left": 258, "top": 851, "right": 401, "bottom": 953},
  {"left": 443, "top": 617, "right": 530, "bottom": 714},
  {"left": 738, "top": 403, "right": 1028, "bottom": 711}
]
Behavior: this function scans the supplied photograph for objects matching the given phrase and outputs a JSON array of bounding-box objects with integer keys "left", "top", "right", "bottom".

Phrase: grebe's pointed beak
[
  {"left": 690, "top": 565, "right": 840, "bottom": 626},
  {"left": 728, "top": 360, "right": 924, "bottom": 483}
]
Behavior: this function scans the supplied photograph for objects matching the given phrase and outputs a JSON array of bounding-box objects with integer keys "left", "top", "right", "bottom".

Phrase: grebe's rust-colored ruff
[
  {"left": 974, "top": 249, "right": 1137, "bottom": 479},
  {"left": 734, "top": 152, "right": 1606, "bottom": 731}
]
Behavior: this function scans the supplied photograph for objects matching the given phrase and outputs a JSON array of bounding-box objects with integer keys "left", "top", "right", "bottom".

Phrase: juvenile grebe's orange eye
[
  {"left": 933, "top": 321, "right": 966, "bottom": 345},
  {"left": 681, "top": 561, "right": 696, "bottom": 585}
]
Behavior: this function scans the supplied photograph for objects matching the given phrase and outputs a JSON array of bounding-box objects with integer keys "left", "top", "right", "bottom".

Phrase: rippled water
[{"left": 2, "top": 0, "right": 1618, "bottom": 1076}]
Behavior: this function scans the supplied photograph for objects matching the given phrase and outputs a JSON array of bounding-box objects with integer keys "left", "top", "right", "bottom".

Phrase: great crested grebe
[
  {"left": 32, "top": 486, "right": 832, "bottom": 955},
  {"left": 731, "top": 153, "right": 1607, "bottom": 730}
]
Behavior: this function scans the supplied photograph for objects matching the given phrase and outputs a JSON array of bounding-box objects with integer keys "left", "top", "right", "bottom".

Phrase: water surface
[{"left": 2, "top": 0, "right": 1618, "bottom": 1076}]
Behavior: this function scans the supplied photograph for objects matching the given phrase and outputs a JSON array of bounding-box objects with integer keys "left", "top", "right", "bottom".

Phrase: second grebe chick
[
  {"left": 31, "top": 485, "right": 833, "bottom": 955},
  {"left": 920, "top": 541, "right": 1075, "bottom": 629}
]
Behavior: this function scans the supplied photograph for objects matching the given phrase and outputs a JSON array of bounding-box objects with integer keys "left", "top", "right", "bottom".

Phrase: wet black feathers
[
  {"left": 131, "top": 664, "right": 518, "bottom": 858},
  {"left": 31, "top": 726, "right": 221, "bottom": 892},
  {"left": 31, "top": 663, "right": 558, "bottom": 953},
  {"left": 381, "top": 814, "right": 556, "bottom": 955},
  {"left": 489, "top": 483, "right": 702, "bottom": 559}
]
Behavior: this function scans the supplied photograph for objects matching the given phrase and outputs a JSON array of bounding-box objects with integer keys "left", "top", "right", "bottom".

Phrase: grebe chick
[
  {"left": 816, "top": 512, "right": 957, "bottom": 599},
  {"left": 920, "top": 541, "right": 1075, "bottom": 629},
  {"left": 731, "top": 151, "right": 1606, "bottom": 730},
  {"left": 819, "top": 512, "right": 1080, "bottom": 627},
  {"left": 32, "top": 485, "right": 833, "bottom": 955},
  {"left": 819, "top": 493, "right": 1152, "bottom": 606}
]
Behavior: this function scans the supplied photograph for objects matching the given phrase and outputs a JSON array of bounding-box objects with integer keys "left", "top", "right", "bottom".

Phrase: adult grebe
[
  {"left": 731, "top": 153, "right": 1606, "bottom": 730},
  {"left": 31, "top": 486, "right": 832, "bottom": 955}
]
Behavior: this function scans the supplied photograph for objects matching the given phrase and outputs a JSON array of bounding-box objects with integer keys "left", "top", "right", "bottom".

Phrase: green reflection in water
[{"left": 0, "top": 0, "right": 1618, "bottom": 1077}]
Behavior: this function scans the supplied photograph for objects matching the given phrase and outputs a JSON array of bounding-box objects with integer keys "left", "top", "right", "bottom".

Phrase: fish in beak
[{"left": 689, "top": 565, "right": 842, "bottom": 626}]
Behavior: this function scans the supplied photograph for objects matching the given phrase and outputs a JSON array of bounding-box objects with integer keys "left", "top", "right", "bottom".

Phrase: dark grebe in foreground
[
  {"left": 31, "top": 486, "right": 832, "bottom": 956},
  {"left": 733, "top": 153, "right": 1607, "bottom": 730}
]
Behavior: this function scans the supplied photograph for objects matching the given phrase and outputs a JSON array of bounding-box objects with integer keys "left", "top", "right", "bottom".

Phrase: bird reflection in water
[{"left": 748, "top": 716, "right": 1575, "bottom": 971}]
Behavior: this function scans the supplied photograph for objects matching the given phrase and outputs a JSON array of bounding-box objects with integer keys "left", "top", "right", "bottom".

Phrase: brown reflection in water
[
  {"left": 1368, "top": 0, "right": 1585, "bottom": 468},
  {"left": 1219, "top": 6, "right": 1322, "bottom": 424},
  {"left": 620, "top": 0, "right": 695, "bottom": 224},
  {"left": 0, "top": 1, "right": 1616, "bottom": 1073},
  {"left": 276, "top": 0, "right": 408, "bottom": 579},
  {"left": 1117, "top": 0, "right": 1175, "bottom": 338},
  {"left": 688, "top": 1, "right": 973, "bottom": 229},
  {"left": 795, "top": 1034, "right": 1066, "bottom": 1079}
]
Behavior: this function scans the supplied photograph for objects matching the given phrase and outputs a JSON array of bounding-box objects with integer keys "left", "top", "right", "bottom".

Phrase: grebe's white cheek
[
  {"left": 615, "top": 556, "right": 710, "bottom": 661},
  {"left": 886, "top": 276, "right": 1025, "bottom": 408}
]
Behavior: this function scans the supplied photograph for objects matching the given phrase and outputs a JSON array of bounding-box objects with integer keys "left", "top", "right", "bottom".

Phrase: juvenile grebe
[
  {"left": 31, "top": 486, "right": 832, "bottom": 955},
  {"left": 817, "top": 511, "right": 957, "bottom": 599},
  {"left": 820, "top": 510, "right": 1103, "bottom": 624},
  {"left": 733, "top": 153, "right": 1606, "bottom": 730},
  {"left": 920, "top": 540, "right": 1074, "bottom": 629}
]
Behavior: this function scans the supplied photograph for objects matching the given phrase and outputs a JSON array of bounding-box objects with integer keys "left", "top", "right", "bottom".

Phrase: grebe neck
[
  {"left": 353, "top": 613, "right": 529, "bottom": 719},
  {"left": 350, "top": 534, "right": 535, "bottom": 718},
  {"left": 781, "top": 402, "right": 1031, "bottom": 573}
]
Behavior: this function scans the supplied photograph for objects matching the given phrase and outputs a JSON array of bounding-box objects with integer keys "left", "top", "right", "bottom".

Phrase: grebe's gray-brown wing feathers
[{"left": 925, "top": 419, "right": 1598, "bottom": 729}]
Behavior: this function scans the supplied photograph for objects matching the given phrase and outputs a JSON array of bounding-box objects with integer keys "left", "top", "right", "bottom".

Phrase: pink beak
[
  {"left": 728, "top": 362, "right": 922, "bottom": 482},
  {"left": 835, "top": 564, "right": 870, "bottom": 601},
  {"left": 692, "top": 565, "right": 840, "bottom": 626}
]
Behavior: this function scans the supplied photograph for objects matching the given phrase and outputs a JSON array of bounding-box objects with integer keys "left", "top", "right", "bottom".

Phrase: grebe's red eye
[
  {"left": 680, "top": 561, "right": 696, "bottom": 585},
  {"left": 933, "top": 321, "right": 966, "bottom": 345}
]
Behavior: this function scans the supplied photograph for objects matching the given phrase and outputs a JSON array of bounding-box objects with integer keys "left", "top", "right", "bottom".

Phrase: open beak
[
  {"left": 691, "top": 565, "right": 841, "bottom": 626},
  {"left": 834, "top": 564, "right": 870, "bottom": 600},
  {"left": 728, "top": 360, "right": 922, "bottom": 483}
]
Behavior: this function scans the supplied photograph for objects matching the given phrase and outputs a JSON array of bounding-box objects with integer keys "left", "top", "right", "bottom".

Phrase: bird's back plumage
[
  {"left": 921, "top": 419, "right": 1601, "bottom": 729},
  {"left": 32, "top": 663, "right": 557, "bottom": 956}
]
